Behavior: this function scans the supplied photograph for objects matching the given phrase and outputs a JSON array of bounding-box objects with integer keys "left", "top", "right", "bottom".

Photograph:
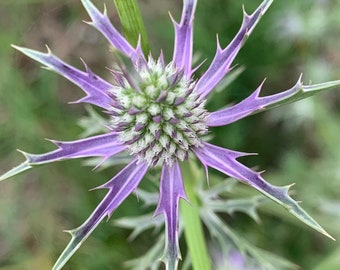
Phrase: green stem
[
  {"left": 180, "top": 161, "right": 212, "bottom": 270},
  {"left": 113, "top": 0, "right": 150, "bottom": 56}
]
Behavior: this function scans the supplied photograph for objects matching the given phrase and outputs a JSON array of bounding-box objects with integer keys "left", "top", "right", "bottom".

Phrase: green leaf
[
  {"left": 78, "top": 106, "right": 109, "bottom": 137},
  {"left": 125, "top": 234, "right": 165, "bottom": 270},
  {"left": 113, "top": 0, "right": 150, "bottom": 56},
  {"left": 201, "top": 210, "right": 298, "bottom": 270}
]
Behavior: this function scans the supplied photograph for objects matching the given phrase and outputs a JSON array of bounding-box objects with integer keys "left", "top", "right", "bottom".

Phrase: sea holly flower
[{"left": 1, "top": 0, "right": 340, "bottom": 269}]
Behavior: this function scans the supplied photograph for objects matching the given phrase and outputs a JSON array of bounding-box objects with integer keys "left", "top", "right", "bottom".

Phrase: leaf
[
  {"left": 201, "top": 210, "right": 298, "bottom": 270},
  {"left": 113, "top": 0, "right": 150, "bottom": 56}
]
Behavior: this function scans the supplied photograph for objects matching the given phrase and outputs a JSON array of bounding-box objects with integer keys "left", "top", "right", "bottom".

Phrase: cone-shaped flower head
[
  {"left": 110, "top": 57, "right": 208, "bottom": 167},
  {"left": 1, "top": 0, "right": 340, "bottom": 269}
]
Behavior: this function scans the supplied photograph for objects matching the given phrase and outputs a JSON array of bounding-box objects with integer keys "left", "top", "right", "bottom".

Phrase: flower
[{"left": 1, "top": 0, "right": 340, "bottom": 269}]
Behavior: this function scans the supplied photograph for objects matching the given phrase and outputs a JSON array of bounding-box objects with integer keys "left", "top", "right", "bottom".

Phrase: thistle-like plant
[{"left": 1, "top": 0, "right": 340, "bottom": 269}]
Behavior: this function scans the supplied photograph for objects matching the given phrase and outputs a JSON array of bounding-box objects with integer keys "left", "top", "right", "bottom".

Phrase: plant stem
[{"left": 180, "top": 161, "right": 212, "bottom": 270}]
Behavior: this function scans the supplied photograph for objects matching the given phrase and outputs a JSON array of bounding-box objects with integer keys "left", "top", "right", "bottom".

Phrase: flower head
[
  {"left": 1, "top": 0, "right": 340, "bottom": 269},
  {"left": 110, "top": 57, "right": 208, "bottom": 167}
]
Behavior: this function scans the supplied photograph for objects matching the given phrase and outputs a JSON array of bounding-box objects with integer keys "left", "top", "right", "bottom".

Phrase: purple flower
[{"left": 1, "top": 0, "right": 339, "bottom": 269}]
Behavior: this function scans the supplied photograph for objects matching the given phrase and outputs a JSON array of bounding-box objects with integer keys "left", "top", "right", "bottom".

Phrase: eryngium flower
[{"left": 1, "top": 0, "right": 340, "bottom": 269}]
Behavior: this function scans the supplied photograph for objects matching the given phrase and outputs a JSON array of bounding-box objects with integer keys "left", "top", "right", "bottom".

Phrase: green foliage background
[{"left": 1, "top": 0, "right": 340, "bottom": 269}]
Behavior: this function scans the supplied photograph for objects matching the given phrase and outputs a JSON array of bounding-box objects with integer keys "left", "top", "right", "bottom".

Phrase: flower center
[{"left": 110, "top": 58, "right": 208, "bottom": 166}]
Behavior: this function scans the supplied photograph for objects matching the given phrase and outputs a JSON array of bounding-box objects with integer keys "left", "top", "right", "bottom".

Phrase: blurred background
[{"left": 1, "top": 0, "right": 340, "bottom": 269}]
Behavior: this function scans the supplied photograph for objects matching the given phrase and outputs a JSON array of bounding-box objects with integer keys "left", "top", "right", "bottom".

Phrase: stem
[
  {"left": 180, "top": 161, "right": 212, "bottom": 270},
  {"left": 113, "top": 0, "right": 150, "bottom": 56}
]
